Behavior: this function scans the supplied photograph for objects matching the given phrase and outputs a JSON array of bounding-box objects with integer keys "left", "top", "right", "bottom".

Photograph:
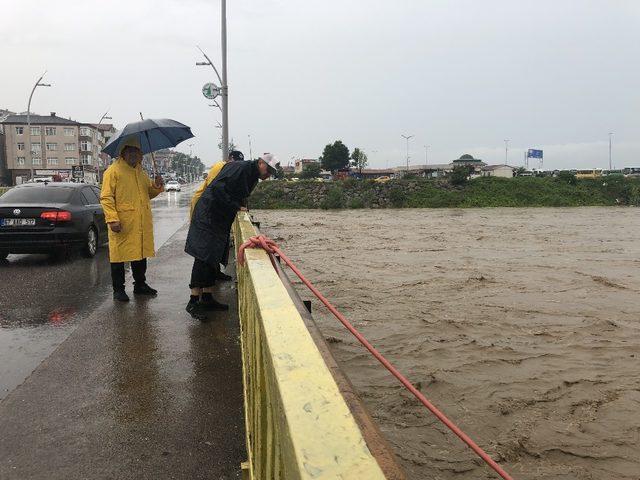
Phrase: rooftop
[
  {"left": 2, "top": 112, "right": 80, "bottom": 126},
  {"left": 483, "top": 164, "right": 516, "bottom": 171}
]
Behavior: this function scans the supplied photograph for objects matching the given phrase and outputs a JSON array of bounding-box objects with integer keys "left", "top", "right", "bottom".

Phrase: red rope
[{"left": 238, "top": 235, "right": 514, "bottom": 480}]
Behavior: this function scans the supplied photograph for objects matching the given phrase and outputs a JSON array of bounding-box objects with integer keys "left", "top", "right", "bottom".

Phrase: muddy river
[{"left": 255, "top": 207, "right": 640, "bottom": 480}]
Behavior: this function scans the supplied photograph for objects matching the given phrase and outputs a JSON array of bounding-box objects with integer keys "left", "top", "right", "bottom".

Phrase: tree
[
  {"left": 274, "top": 164, "right": 285, "bottom": 179},
  {"left": 350, "top": 148, "right": 368, "bottom": 174},
  {"left": 450, "top": 165, "right": 472, "bottom": 186},
  {"left": 320, "top": 140, "right": 350, "bottom": 173},
  {"left": 299, "top": 162, "right": 322, "bottom": 179}
]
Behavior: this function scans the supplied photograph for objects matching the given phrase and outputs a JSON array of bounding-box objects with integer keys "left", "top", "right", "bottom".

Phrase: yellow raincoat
[
  {"left": 100, "top": 158, "right": 164, "bottom": 263},
  {"left": 189, "top": 161, "right": 225, "bottom": 218}
]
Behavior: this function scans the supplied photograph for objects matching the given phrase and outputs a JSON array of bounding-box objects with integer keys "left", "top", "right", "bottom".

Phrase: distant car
[
  {"left": 165, "top": 180, "right": 181, "bottom": 192},
  {"left": 374, "top": 176, "right": 391, "bottom": 183},
  {"left": 0, "top": 182, "right": 107, "bottom": 259}
]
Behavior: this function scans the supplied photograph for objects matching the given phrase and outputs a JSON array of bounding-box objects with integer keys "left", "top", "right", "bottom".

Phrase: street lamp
[
  {"left": 401, "top": 134, "right": 414, "bottom": 172},
  {"left": 27, "top": 71, "right": 52, "bottom": 181},
  {"left": 196, "top": 1, "right": 228, "bottom": 161},
  {"left": 504, "top": 139, "right": 509, "bottom": 164},
  {"left": 95, "top": 109, "right": 112, "bottom": 184},
  {"left": 609, "top": 132, "right": 614, "bottom": 171}
]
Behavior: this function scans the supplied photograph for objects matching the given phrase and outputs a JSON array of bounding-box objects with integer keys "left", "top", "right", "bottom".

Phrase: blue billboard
[{"left": 527, "top": 149, "right": 543, "bottom": 159}]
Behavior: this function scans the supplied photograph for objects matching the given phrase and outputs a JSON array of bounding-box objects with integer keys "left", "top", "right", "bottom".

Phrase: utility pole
[
  {"left": 196, "top": 0, "right": 228, "bottom": 162},
  {"left": 424, "top": 145, "right": 430, "bottom": 165},
  {"left": 26, "top": 71, "right": 51, "bottom": 181},
  {"left": 401, "top": 134, "right": 414, "bottom": 172},
  {"left": 248, "top": 134, "right": 253, "bottom": 160},
  {"left": 609, "top": 132, "right": 614, "bottom": 171},
  {"left": 220, "top": 0, "right": 229, "bottom": 163},
  {"left": 504, "top": 139, "right": 509, "bottom": 164}
]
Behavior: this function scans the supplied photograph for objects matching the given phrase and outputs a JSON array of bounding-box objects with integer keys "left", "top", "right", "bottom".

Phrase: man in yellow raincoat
[{"left": 100, "top": 138, "right": 164, "bottom": 302}]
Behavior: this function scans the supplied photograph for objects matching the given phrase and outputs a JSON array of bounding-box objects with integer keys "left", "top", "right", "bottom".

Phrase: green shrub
[
  {"left": 347, "top": 197, "right": 365, "bottom": 208},
  {"left": 389, "top": 186, "right": 406, "bottom": 207},
  {"left": 556, "top": 171, "right": 577, "bottom": 185},
  {"left": 320, "top": 186, "right": 345, "bottom": 209},
  {"left": 450, "top": 166, "right": 472, "bottom": 186}
]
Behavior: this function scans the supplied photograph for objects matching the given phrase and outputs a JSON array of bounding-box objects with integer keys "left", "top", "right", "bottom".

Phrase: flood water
[{"left": 255, "top": 207, "right": 640, "bottom": 480}]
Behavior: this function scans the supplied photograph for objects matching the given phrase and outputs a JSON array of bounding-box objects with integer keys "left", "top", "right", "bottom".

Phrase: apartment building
[{"left": 1, "top": 112, "right": 113, "bottom": 185}]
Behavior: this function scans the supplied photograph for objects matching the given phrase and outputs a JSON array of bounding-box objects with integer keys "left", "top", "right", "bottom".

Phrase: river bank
[
  {"left": 250, "top": 176, "right": 640, "bottom": 209},
  {"left": 256, "top": 207, "right": 640, "bottom": 480}
]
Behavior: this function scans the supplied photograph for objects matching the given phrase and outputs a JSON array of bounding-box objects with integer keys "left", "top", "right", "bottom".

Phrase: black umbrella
[{"left": 102, "top": 117, "right": 194, "bottom": 174}]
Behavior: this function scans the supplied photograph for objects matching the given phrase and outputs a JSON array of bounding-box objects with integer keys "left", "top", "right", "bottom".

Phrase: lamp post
[
  {"left": 401, "top": 134, "right": 414, "bottom": 172},
  {"left": 95, "top": 110, "right": 112, "bottom": 184},
  {"left": 504, "top": 139, "right": 509, "bottom": 164},
  {"left": 196, "top": 0, "right": 228, "bottom": 162},
  {"left": 609, "top": 132, "right": 614, "bottom": 171},
  {"left": 27, "top": 71, "right": 51, "bottom": 181}
]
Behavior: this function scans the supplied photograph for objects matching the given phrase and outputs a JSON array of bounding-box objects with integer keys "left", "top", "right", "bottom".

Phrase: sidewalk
[{"left": 0, "top": 226, "right": 246, "bottom": 480}]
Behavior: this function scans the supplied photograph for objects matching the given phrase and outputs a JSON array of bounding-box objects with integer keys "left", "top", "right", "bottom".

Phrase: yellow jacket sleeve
[
  {"left": 147, "top": 174, "right": 164, "bottom": 199},
  {"left": 100, "top": 168, "right": 119, "bottom": 223}
]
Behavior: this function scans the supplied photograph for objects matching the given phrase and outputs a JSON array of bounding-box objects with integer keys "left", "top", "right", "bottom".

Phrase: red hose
[{"left": 238, "top": 235, "right": 514, "bottom": 480}]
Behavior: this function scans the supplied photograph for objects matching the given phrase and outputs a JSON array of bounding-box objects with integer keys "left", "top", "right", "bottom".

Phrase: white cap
[{"left": 260, "top": 153, "right": 280, "bottom": 175}]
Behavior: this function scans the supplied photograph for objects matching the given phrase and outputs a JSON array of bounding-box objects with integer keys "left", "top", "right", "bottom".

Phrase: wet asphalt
[
  {"left": 0, "top": 186, "right": 195, "bottom": 399},
  {"left": 0, "top": 184, "right": 246, "bottom": 479}
]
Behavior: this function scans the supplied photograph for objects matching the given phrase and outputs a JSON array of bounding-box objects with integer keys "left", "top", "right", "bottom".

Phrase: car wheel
[{"left": 83, "top": 226, "right": 98, "bottom": 258}]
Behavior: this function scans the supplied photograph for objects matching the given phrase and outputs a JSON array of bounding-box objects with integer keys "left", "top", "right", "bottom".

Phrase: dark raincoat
[{"left": 185, "top": 160, "right": 260, "bottom": 266}]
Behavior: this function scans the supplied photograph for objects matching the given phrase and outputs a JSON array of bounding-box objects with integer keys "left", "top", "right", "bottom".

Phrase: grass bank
[{"left": 250, "top": 176, "right": 640, "bottom": 209}]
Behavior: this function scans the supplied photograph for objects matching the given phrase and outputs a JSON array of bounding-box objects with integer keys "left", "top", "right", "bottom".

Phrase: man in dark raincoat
[{"left": 184, "top": 154, "right": 279, "bottom": 320}]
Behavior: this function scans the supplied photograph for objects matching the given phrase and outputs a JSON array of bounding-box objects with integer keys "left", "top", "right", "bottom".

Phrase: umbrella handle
[{"left": 139, "top": 112, "right": 159, "bottom": 178}]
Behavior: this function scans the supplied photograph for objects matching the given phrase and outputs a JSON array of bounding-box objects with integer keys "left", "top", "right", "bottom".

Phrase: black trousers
[
  {"left": 189, "top": 258, "right": 219, "bottom": 289},
  {"left": 111, "top": 259, "right": 147, "bottom": 291}
]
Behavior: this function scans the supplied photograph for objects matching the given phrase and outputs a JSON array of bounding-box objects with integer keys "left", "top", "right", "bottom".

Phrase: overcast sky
[{"left": 1, "top": 0, "right": 638, "bottom": 170}]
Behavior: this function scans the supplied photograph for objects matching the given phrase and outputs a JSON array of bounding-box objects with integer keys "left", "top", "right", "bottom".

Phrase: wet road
[{"left": 0, "top": 186, "right": 196, "bottom": 400}]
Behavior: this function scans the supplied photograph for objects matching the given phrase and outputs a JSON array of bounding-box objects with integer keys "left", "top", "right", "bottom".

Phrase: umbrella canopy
[{"left": 102, "top": 118, "right": 194, "bottom": 158}]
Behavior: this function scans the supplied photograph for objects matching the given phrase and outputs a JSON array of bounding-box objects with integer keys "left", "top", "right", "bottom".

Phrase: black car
[{"left": 0, "top": 182, "right": 107, "bottom": 259}]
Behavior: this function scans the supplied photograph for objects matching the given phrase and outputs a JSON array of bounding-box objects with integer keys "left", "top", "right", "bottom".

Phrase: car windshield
[{"left": 0, "top": 186, "right": 74, "bottom": 204}]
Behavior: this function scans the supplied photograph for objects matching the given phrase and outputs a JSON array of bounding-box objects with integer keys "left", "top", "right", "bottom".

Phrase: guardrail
[{"left": 233, "top": 212, "right": 388, "bottom": 480}]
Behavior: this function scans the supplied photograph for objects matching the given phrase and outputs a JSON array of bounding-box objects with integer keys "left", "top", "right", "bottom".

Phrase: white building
[{"left": 481, "top": 165, "right": 516, "bottom": 178}]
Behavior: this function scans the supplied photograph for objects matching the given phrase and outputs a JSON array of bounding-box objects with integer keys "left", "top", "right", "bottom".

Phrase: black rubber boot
[
  {"left": 216, "top": 271, "right": 233, "bottom": 281},
  {"left": 133, "top": 283, "right": 158, "bottom": 296},
  {"left": 186, "top": 301, "right": 208, "bottom": 321},
  {"left": 113, "top": 290, "right": 130, "bottom": 302},
  {"left": 200, "top": 292, "right": 229, "bottom": 311},
  {"left": 199, "top": 298, "right": 229, "bottom": 311}
]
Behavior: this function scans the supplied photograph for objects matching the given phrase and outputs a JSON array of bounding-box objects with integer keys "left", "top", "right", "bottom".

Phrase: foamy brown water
[{"left": 255, "top": 207, "right": 640, "bottom": 480}]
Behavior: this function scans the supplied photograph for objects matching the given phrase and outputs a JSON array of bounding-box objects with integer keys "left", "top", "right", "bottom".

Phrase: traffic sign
[
  {"left": 72, "top": 165, "right": 84, "bottom": 179},
  {"left": 202, "top": 82, "right": 220, "bottom": 99}
]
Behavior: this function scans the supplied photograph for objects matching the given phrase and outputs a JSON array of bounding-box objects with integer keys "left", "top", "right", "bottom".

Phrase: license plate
[{"left": 1, "top": 218, "right": 36, "bottom": 227}]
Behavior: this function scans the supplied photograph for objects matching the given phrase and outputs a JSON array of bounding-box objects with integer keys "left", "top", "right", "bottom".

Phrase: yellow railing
[{"left": 233, "top": 212, "right": 387, "bottom": 480}]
